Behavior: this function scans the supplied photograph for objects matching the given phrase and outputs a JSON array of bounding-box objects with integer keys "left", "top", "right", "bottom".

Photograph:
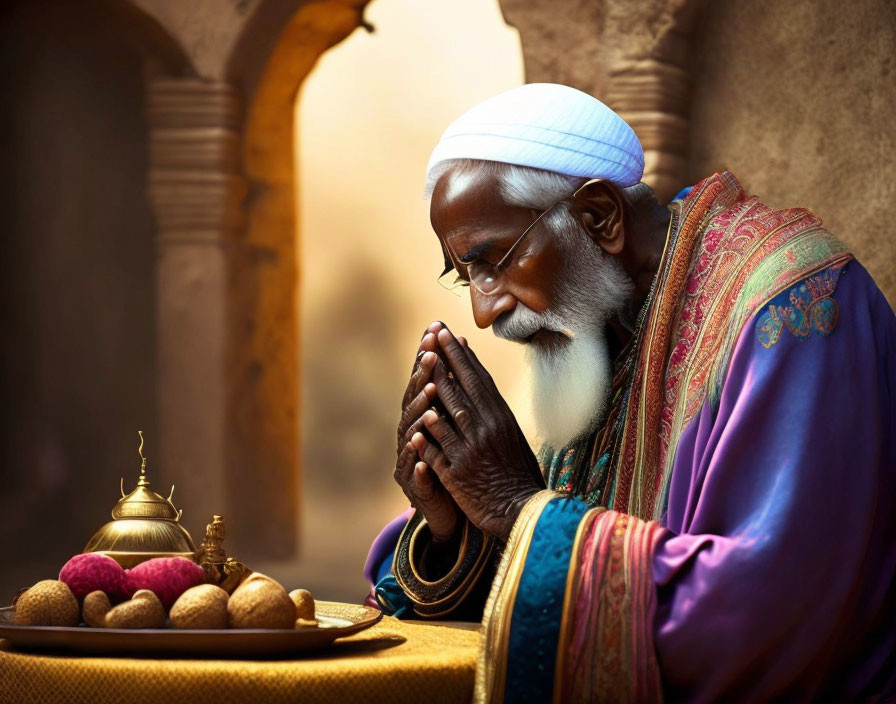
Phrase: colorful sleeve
[
  {"left": 392, "top": 511, "right": 498, "bottom": 619},
  {"left": 652, "top": 261, "right": 896, "bottom": 700},
  {"left": 363, "top": 508, "right": 413, "bottom": 611},
  {"left": 477, "top": 491, "right": 665, "bottom": 703},
  {"left": 364, "top": 507, "right": 498, "bottom": 620}
]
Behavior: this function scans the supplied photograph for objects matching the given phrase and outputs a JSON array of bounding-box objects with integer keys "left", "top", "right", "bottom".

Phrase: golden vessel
[{"left": 83, "top": 433, "right": 196, "bottom": 568}]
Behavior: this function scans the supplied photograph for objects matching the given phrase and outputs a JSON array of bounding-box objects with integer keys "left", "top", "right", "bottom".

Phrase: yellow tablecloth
[{"left": 0, "top": 617, "right": 480, "bottom": 704}]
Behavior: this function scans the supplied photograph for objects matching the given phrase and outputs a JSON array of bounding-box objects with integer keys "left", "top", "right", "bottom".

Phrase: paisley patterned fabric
[
  {"left": 755, "top": 263, "right": 845, "bottom": 347},
  {"left": 539, "top": 173, "right": 851, "bottom": 523},
  {"left": 612, "top": 173, "right": 851, "bottom": 521}
]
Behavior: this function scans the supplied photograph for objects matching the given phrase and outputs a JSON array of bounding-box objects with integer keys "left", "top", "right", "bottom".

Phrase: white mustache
[{"left": 492, "top": 304, "right": 573, "bottom": 343}]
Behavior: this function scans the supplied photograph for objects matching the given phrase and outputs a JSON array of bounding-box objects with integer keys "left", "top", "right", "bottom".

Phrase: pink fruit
[
  {"left": 125, "top": 557, "right": 205, "bottom": 609},
  {"left": 59, "top": 553, "right": 128, "bottom": 602}
]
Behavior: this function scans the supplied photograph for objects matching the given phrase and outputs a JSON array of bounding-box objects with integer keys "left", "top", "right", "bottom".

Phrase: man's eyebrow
[{"left": 458, "top": 241, "right": 495, "bottom": 263}]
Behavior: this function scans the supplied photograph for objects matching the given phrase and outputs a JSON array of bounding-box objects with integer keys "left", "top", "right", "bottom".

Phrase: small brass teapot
[{"left": 82, "top": 433, "right": 196, "bottom": 568}]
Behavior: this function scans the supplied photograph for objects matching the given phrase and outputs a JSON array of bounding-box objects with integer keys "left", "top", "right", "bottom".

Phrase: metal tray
[{"left": 0, "top": 600, "right": 381, "bottom": 657}]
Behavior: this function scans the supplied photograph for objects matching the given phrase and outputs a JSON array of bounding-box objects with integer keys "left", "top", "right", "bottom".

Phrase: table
[{"left": 0, "top": 617, "right": 480, "bottom": 704}]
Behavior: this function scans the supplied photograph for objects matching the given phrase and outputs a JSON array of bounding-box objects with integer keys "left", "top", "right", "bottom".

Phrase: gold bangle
[
  {"left": 407, "top": 518, "right": 469, "bottom": 586},
  {"left": 392, "top": 511, "right": 496, "bottom": 618}
]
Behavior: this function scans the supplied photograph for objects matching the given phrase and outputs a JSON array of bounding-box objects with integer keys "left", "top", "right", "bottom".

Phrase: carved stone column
[
  {"left": 146, "top": 79, "right": 246, "bottom": 542},
  {"left": 606, "top": 58, "right": 691, "bottom": 202},
  {"left": 598, "top": 1, "right": 701, "bottom": 202}
]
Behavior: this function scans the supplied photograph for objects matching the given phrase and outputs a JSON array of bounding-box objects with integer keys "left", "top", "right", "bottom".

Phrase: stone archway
[
  {"left": 124, "top": 0, "right": 372, "bottom": 558},
  {"left": 123, "top": 0, "right": 704, "bottom": 561},
  {"left": 139, "top": 0, "right": 699, "bottom": 560},
  {"left": 224, "top": 0, "right": 373, "bottom": 557}
]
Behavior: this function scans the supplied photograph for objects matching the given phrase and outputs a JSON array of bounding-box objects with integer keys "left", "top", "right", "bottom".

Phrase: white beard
[
  {"left": 527, "top": 327, "right": 612, "bottom": 450},
  {"left": 493, "top": 234, "right": 633, "bottom": 450}
]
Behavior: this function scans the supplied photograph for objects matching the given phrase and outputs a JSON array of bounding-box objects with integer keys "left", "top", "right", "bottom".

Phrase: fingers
[
  {"left": 454, "top": 334, "right": 502, "bottom": 398},
  {"left": 405, "top": 323, "right": 441, "bottom": 393},
  {"left": 412, "top": 463, "right": 459, "bottom": 542},
  {"left": 394, "top": 441, "right": 422, "bottom": 502},
  {"left": 454, "top": 336, "right": 488, "bottom": 378},
  {"left": 413, "top": 461, "right": 439, "bottom": 502},
  {"left": 411, "top": 430, "right": 450, "bottom": 476},
  {"left": 401, "top": 346, "right": 437, "bottom": 410},
  {"left": 406, "top": 334, "right": 428, "bottom": 383},
  {"left": 420, "top": 409, "right": 460, "bottom": 452},
  {"left": 415, "top": 324, "right": 442, "bottom": 369},
  {"left": 455, "top": 335, "right": 487, "bottom": 379},
  {"left": 451, "top": 333, "right": 512, "bottom": 418},
  {"left": 402, "top": 384, "right": 438, "bottom": 431},
  {"left": 395, "top": 442, "right": 419, "bottom": 482},
  {"left": 436, "top": 327, "right": 488, "bottom": 400},
  {"left": 397, "top": 372, "right": 437, "bottom": 452},
  {"left": 411, "top": 349, "right": 437, "bottom": 392},
  {"left": 436, "top": 327, "right": 506, "bottom": 417},
  {"left": 431, "top": 359, "right": 477, "bottom": 435}
]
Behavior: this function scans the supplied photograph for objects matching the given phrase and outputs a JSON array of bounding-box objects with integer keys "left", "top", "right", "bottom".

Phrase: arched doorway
[
  {"left": 246, "top": 0, "right": 525, "bottom": 599},
  {"left": 295, "top": 0, "right": 526, "bottom": 598}
]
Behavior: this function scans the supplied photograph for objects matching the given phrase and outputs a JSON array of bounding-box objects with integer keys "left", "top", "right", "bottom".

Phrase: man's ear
[{"left": 571, "top": 179, "right": 626, "bottom": 256}]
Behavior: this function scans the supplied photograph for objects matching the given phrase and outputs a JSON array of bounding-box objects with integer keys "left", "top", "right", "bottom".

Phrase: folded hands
[{"left": 393, "top": 322, "right": 544, "bottom": 546}]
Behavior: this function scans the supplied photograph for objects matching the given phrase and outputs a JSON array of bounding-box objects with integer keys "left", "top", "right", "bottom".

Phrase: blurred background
[
  {"left": 0, "top": 0, "right": 893, "bottom": 603},
  {"left": 291, "top": 0, "right": 527, "bottom": 599}
]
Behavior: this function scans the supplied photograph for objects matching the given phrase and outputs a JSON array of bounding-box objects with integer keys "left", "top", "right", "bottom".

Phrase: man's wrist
[
  {"left": 429, "top": 513, "right": 461, "bottom": 547},
  {"left": 499, "top": 488, "right": 541, "bottom": 542},
  {"left": 418, "top": 521, "right": 462, "bottom": 581},
  {"left": 393, "top": 510, "right": 497, "bottom": 619}
]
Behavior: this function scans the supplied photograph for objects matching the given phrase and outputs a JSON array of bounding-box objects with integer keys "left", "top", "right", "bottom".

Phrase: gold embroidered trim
[
  {"left": 407, "top": 518, "right": 470, "bottom": 587},
  {"left": 474, "top": 490, "right": 559, "bottom": 704}
]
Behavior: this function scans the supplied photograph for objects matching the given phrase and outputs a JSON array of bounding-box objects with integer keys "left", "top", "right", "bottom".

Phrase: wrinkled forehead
[{"left": 429, "top": 164, "right": 532, "bottom": 246}]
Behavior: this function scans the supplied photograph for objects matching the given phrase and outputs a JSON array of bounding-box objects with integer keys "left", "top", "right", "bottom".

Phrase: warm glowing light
[{"left": 292, "top": 0, "right": 527, "bottom": 597}]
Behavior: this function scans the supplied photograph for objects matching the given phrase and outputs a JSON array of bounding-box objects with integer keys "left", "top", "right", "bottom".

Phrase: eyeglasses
[{"left": 436, "top": 178, "right": 608, "bottom": 296}]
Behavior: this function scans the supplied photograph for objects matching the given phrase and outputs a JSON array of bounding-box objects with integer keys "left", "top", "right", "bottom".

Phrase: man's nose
[{"left": 471, "top": 289, "right": 516, "bottom": 329}]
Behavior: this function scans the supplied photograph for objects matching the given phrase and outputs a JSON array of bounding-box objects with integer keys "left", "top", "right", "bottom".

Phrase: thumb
[
  {"left": 413, "top": 462, "right": 458, "bottom": 542},
  {"left": 414, "top": 461, "right": 437, "bottom": 501}
]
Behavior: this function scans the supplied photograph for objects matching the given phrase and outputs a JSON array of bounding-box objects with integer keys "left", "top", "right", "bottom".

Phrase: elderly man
[{"left": 364, "top": 83, "right": 895, "bottom": 702}]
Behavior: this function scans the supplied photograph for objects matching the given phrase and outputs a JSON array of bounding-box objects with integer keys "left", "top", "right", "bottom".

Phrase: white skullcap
[{"left": 426, "top": 83, "right": 644, "bottom": 188}]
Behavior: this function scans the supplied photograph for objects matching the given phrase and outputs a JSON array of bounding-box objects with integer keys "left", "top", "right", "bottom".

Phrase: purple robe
[{"left": 653, "top": 259, "right": 895, "bottom": 700}]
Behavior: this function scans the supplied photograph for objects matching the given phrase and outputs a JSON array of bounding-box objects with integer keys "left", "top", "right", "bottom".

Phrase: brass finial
[{"left": 137, "top": 430, "right": 149, "bottom": 487}]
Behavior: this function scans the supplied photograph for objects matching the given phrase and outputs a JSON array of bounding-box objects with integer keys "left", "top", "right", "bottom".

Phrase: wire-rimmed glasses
[{"left": 436, "top": 178, "right": 607, "bottom": 296}]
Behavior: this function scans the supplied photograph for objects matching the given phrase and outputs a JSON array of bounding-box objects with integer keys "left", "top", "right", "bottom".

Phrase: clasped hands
[{"left": 394, "top": 322, "right": 545, "bottom": 547}]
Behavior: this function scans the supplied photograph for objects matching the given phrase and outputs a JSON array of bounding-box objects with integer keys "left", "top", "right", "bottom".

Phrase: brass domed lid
[
  {"left": 83, "top": 432, "right": 196, "bottom": 568},
  {"left": 112, "top": 470, "right": 181, "bottom": 520}
]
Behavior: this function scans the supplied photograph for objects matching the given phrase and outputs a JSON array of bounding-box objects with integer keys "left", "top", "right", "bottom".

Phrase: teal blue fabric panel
[{"left": 504, "top": 496, "right": 588, "bottom": 702}]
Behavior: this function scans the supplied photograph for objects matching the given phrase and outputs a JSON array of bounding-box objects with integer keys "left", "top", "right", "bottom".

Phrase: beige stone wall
[
  {"left": 502, "top": 0, "right": 895, "bottom": 304},
  {"left": 688, "top": 0, "right": 896, "bottom": 305}
]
